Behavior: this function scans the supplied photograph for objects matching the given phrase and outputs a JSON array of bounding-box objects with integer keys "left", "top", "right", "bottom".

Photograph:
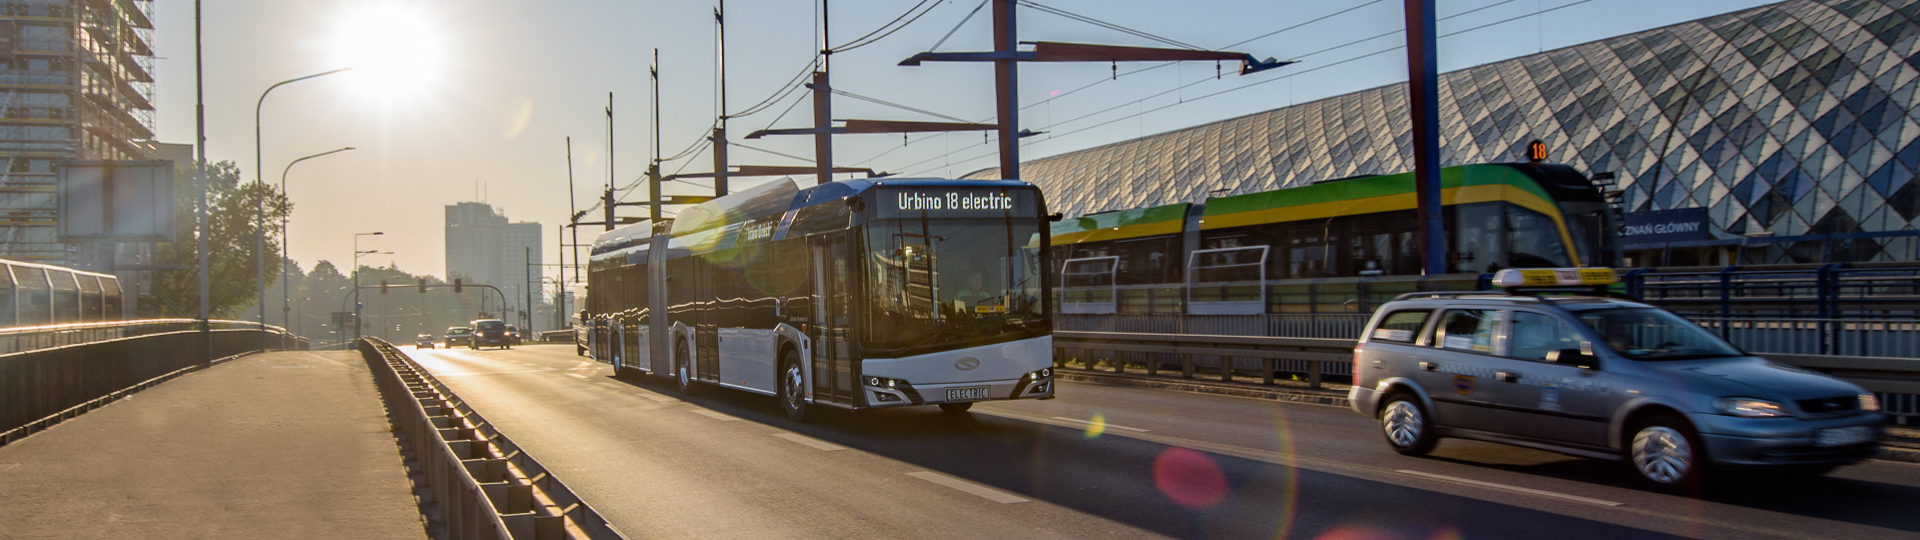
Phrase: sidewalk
[{"left": 0, "top": 351, "right": 428, "bottom": 539}]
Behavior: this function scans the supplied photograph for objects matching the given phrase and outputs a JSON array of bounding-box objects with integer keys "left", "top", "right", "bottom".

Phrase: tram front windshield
[{"left": 862, "top": 189, "right": 1047, "bottom": 357}]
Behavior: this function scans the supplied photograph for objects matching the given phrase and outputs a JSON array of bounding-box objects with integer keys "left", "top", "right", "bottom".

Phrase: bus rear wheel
[{"left": 780, "top": 349, "right": 810, "bottom": 422}]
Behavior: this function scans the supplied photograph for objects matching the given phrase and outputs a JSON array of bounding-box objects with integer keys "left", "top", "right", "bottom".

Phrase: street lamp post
[
  {"left": 280, "top": 147, "right": 356, "bottom": 332},
  {"left": 352, "top": 231, "right": 385, "bottom": 342},
  {"left": 255, "top": 68, "right": 350, "bottom": 331},
  {"left": 352, "top": 249, "right": 394, "bottom": 342}
]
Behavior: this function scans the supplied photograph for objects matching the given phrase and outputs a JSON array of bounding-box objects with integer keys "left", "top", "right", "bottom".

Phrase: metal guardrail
[
  {"left": 358, "top": 338, "right": 626, "bottom": 540},
  {"left": 0, "top": 318, "right": 305, "bottom": 355},
  {"left": 1, "top": 326, "right": 299, "bottom": 445},
  {"left": 1052, "top": 331, "right": 1353, "bottom": 388}
]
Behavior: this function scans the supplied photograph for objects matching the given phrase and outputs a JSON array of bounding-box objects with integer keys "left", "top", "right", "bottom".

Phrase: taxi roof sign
[{"left": 1493, "top": 268, "right": 1618, "bottom": 288}]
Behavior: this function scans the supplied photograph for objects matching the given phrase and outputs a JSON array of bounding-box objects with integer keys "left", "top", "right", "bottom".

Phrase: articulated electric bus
[{"left": 584, "top": 178, "right": 1056, "bottom": 421}]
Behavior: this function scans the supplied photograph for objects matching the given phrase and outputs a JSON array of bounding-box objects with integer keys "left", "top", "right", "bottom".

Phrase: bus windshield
[{"left": 862, "top": 217, "right": 1047, "bottom": 356}]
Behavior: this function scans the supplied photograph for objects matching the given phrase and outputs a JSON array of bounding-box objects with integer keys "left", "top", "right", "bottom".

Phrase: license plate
[
  {"left": 1815, "top": 426, "right": 1872, "bottom": 447},
  {"left": 946, "top": 387, "right": 991, "bottom": 402}
]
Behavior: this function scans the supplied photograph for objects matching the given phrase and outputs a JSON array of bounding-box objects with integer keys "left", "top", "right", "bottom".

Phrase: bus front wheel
[{"left": 780, "top": 349, "right": 810, "bottom": 422}]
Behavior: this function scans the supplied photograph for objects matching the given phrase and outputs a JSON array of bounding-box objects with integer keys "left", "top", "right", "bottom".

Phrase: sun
[{"left": 327, "top": 2, "right": 447, "bottom": 102}]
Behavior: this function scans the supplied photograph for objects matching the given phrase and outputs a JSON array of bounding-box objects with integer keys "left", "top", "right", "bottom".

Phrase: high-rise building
[
  {"left": 445, "top": 202, "right": 543, "bottom": 329},
  {"left": 0, "top": 0, "right": 157, "bottom": 263}
]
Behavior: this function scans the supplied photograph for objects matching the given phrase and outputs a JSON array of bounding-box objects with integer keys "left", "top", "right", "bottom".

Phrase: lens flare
[
  {"left": 1082, "top": 413, "right": 1107, "bottom": 438},
  {"left": 503, "top": 97, "right": 533, "bottom": 140},
  {"left": 1312, "top": 525, "right": 1405, "bottom": 540},
  {"left": 1153, "top": 447, "right": 1227, "bottom": 508}
]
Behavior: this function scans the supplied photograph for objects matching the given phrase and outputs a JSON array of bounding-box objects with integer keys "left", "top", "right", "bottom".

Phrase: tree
[{"left": 147, "top": 161, "right": 291, "bottom": 319}]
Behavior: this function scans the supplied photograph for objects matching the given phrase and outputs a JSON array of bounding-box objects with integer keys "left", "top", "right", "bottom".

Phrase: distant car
[
  {"left": 506, "top": 325, "right": 523, "bottom": 346},
  {"left": 1349, "top": 268, "right": 1884, "bottom": 492},
  {"left": 444, "top": 326, "right": 473, "bottom": 348},
  {"left": 470, "top": 319, "right": 511, "bottom": 350},
  {"left": 415, "top": 334, "right": 435, "bottom": 349}
]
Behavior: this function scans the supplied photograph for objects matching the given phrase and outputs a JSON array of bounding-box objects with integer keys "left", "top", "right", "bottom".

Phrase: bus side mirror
[{"left": 1547, "top": 349, "right": 1598, "bottom": 370}]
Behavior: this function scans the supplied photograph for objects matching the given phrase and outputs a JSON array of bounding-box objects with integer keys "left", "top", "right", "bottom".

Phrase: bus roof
[{"left": 591, "top": 177, "right": 1037, "bottom": 263}]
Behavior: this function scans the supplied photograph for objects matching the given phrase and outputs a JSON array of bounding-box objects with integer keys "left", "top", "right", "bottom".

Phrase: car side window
[
  {"left": 1369, "top": 310, "right": 1429, "bottom": 343},
  {"left": 1433, "top": 309, "right": 1497, "bottom": 354},
  {"left": 1507, "top": 311, "right": 1587, "bottom": 362}
]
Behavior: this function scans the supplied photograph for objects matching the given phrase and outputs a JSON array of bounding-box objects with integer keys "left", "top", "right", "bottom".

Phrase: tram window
[
  {"left": 1287, "top": 226, "right": 1328, "bottom": 278},
  {"left": 1507, "top": 204, "right": 1573, "bottom": 268},
  {"left": 1449, "top": 203, "right": 1507, "bottom": 274},
  {"left": 1113, "top": 235, "right": 1176, "bottom": 285}
]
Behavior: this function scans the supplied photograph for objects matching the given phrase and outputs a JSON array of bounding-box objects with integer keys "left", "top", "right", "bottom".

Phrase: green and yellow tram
[{"left": 1050, "top": 162, "right": 1619, "bottom": 314}]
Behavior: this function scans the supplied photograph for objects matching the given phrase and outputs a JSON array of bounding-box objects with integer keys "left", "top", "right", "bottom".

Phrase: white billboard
[{"left": 58, "top": 160, "right": 176, "bottom": 242}]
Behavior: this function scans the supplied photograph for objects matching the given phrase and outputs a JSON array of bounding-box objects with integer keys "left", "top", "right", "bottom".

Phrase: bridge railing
[
  {"left": 1, "top": 322, "right": 302, "bottom": 445},
  {"left": 358, "top": 338, "right": 625, "bottom": 540}
]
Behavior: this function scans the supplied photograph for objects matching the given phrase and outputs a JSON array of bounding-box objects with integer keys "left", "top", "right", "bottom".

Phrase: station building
[{"left": 970, "top": 0, "right": 1920, "bottom": 267}]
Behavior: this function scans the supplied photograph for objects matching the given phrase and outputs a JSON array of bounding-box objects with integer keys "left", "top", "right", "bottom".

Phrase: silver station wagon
[{"left": 1349, "top": 268, "right": 1885, "bottom": 491}]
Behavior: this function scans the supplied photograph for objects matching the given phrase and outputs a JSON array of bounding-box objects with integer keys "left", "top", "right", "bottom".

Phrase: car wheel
[
  {"left": 675, "top": 340, "right": 697, "bottom": 395},
  {"left": 1379, "top": 393, "right": 1438, "bottom": 456},
  {"left": 1627, "top": 413, "right": 1705, "bottom": 492},
  {"left": 780, "top": 349, "right": 810, "bottom": 422},
  {"left": 939, "top": 402, "right": 974, "bottom": 414}
]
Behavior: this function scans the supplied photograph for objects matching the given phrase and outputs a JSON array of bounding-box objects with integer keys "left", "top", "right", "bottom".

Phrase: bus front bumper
[{"left": 863, "top": 369, "right": 1056, "bottom": 407}]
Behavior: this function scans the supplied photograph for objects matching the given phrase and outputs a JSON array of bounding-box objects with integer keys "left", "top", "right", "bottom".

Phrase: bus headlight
[{"left": 1861, "top": 393, "right": 1880, "bottom": 412}]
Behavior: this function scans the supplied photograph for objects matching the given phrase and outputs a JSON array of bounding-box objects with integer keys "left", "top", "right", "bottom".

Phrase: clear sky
[{"left": 147, "top": 0, "right": 1777, "bottom": 285}]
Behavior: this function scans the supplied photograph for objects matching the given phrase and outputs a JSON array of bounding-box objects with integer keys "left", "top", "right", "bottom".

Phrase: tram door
[{"left": 811, "top": 235, "right": 856, "bottom": 405}]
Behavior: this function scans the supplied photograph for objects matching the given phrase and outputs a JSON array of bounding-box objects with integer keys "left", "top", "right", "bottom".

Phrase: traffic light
[
  {"left": 380, "top": 279, "right": 389, "bottom": 294},
  {"left": 419, "top": 278, "right": 427, "bottom": 293},
  {"left": 454, "top": 278, "right": 463, "bottom": 293}
]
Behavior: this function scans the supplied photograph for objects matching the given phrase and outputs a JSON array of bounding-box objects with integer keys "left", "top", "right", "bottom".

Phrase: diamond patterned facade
[{"left": 970, "top": 0, "right": 1920, "bottom": 265}]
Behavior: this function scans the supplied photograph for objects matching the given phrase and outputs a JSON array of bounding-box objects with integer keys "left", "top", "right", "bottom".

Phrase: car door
[
  {"left": 1418, "top": 308, "right": 1523, "bottom": 434},
  {"left": 1487, "top": 309, "right": 1612, "bottom": 448}
]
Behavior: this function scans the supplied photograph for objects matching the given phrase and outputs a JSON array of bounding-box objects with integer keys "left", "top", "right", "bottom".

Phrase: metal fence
[
  {"left": 359, "top": 338, "right": 625, "bottom": 540},
  {"left": 1, "top": 325, "right": 300, "bottom": 444},
  {"left": 0, "top": 319, "right": 307, "bottom": 355}
]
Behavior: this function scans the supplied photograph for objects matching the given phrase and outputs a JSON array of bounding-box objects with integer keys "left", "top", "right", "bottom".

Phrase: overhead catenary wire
[
  {"left": 1017, "top": 1, "right": 1201, "bottom": 50},
  {"left": 832, "top": 89, "right": 973, "bottom": 123},
  {"left": 883, "top": 0, "right": 1595, "bottom": 177},
  {"left": 726, "top": 58, "right": 820, "bottom": 119},
  {"left": 928, "top": 0, "right": 989, "bottom": 52},
  {"left": 831, "top": 0, "right": 941, "bottom": 53},
  {"left": 854, "top": 0, "right": 1389, "bottom": 168}
]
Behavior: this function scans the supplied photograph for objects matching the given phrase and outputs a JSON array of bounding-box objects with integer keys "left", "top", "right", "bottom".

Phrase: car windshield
[
  {"left": 1572, "top": 307, "right": 1743, "bottom": 361},
  {"left": 447, "top": 327, "right": 470, "bottom": 334},
  {"left": 476, "top": 321, "right": 505, "bottom": 331}
]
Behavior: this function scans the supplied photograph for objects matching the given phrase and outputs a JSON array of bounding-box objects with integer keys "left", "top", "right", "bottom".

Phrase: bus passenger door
[{"left": 811, "top": 235, "right": 855, "bottom": 405}]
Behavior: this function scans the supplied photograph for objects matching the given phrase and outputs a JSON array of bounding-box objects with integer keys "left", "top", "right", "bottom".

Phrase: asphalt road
[{"left": 406, "top": 343, "right": 1920, "bottom": 540}]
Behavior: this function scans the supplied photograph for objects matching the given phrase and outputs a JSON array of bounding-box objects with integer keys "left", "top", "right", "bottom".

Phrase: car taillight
[{"left": 1351, "top": 342, "right": 1365, "bottom": 383}]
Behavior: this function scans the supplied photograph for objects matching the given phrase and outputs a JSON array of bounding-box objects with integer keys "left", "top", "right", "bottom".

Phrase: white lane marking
[
  {"left": 568, "top": 373, "right": 590, "bottom": 379},
  {"left": 1396, "top": 470, "right": 1624, "bottom": 507},
  {"left": 772, "top": 433, "right": 847, "bottom": 451},
  {"left": 1050, "top": 416, "right": 1150, "bottom": 432},
  {"left": 432, "top": 369, "right": 556, "bottom": 377},
  {"left": 905, "top": 472, "right": 1029, "bottom": 504},
  {"left": 689, "top": 409, "right": 737, "bottom": 422}
]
